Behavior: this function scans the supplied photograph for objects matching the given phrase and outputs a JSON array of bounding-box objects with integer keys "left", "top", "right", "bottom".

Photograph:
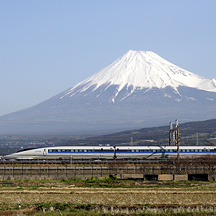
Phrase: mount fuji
[{"left": 1, "top": 50, "right": 216, "bottom": 135}]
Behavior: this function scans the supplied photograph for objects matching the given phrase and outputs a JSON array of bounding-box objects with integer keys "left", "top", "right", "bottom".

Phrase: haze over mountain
[{"left": 0, "top": 50, "right": 216, "bottom": 135}]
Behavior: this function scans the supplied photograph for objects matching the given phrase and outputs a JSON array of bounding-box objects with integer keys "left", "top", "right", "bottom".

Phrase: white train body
[{"left": 3, "top": 145, "right": 216, "bottom": 160}]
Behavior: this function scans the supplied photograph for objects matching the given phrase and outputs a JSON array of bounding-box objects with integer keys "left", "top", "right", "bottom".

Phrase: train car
[
  {"left": 2, "top": 145, "right": 216, "bottom": 160},
  {"left": 2, "top": 146, "right": 115, "bottom": 160},
  {"left": 116, "top": 146, "right": 216, "bottom": 158}
]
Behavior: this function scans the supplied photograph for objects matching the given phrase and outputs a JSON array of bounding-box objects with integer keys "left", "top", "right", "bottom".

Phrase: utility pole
[
  {"left": 169, "top": 119, "right": 180, "bottom": 159},
  {"left": 196, "top": 133, "right": 199, "bottom": 146}
]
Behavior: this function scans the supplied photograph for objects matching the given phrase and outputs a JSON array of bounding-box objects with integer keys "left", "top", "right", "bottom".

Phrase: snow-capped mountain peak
[
  {"left": 62, "top": 50, "right": 216, "bottom": 100},
  {"left": 1, "top": 50, "right": 216, "bottom": 135}
]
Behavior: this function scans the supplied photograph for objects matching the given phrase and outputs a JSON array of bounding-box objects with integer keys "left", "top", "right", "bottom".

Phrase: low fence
[{"left": 0, "top": 165, "right": 215, "bottom": 181}]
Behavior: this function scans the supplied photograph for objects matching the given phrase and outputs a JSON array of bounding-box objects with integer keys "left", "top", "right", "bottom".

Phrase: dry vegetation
[{"left": 0, "top": 179, "right": 216, "bottom": 215}]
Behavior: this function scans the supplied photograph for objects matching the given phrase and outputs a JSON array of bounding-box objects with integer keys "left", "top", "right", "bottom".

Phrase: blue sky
[{"left": 0, "top": 0, "right": 216, "bottom": 116}]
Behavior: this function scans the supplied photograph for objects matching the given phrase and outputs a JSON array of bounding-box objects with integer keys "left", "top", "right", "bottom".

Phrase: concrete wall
[
  {"left": 158, "top": 174, "right": 173, "bottom": 181},
  {"left": 174, "top": 174, "right": 188, "bottom": 181}
]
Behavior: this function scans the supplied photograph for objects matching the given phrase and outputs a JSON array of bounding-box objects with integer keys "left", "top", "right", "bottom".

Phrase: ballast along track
[{"left": 0, "top": 158, "right": 169, "bottom": 166}]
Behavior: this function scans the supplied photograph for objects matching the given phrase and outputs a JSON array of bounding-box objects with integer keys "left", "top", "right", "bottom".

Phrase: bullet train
[{"left": 2, "top": 145, "right": 216, "bottom": 160}]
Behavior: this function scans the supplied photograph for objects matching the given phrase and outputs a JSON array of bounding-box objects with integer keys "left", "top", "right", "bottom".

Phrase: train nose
[{"left": 2, "top": 154, "right": 14, "bottom": 160}]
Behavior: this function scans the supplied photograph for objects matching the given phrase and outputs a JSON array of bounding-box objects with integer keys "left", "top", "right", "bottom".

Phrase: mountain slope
[
  {"left": 0, "top": 50, "right": 216, "bottom": 135},
  {"left": 68, "top": 118, "right": 216, "bottom": 147}
]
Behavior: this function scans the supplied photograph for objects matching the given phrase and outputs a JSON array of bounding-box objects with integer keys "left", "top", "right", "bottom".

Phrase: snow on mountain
[
  {"left": 61, "top": 50, "right": 216, "bottom": 103},
  {"left": 1, "top": 50, "right": 216, "bottom": 135},
  {"left": 211, "top": 78, "right": 216, "bottom": 86}
]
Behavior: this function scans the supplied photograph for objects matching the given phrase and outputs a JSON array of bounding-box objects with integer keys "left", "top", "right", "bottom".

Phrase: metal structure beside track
[{"left": 0, "top": 156, "right": 216, "bottom": 181}]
